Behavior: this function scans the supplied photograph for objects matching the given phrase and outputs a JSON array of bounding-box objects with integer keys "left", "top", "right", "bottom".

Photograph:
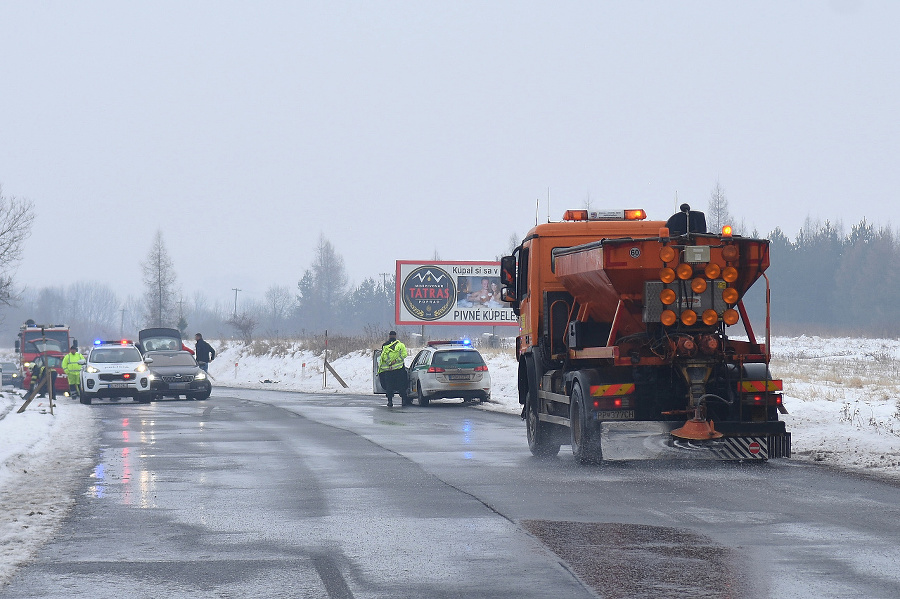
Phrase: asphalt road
[{"left": 2, "top": 389, "right": 899, "bottom": 598}]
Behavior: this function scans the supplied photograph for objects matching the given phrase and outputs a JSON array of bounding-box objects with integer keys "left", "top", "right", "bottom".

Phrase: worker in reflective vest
[
  {"left": 378, "top": 331, "right": 409, "bottom": 407},
  {"left": 61, "top": 344, "right": 84, "bottom": 398}
]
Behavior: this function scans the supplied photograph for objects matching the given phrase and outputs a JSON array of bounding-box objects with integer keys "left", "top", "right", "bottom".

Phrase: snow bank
[{"left": 0, "top": 390, "right": 97, "bottom": 585}]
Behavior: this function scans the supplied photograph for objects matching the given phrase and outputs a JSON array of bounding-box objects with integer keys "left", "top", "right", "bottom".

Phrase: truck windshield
[{"left": 23, "top": 332, "right": 68, "bottom": 354}]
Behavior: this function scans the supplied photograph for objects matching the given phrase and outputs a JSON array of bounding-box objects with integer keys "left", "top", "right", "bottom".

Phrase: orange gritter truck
[{"left": 500, "top": 204, "right": 790, "bottom": 462}]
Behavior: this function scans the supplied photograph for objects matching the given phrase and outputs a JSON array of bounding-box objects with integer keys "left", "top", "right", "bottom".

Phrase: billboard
[{"left": 395, "top": 261, "right": 518, "bottom": 326}]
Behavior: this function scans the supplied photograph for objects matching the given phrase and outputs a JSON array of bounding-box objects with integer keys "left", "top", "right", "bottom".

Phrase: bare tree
[
  {"left": 141, "top": 230, "right": 179, "bottom": 328},
  {"left": 507, "top": 232, "right": 519, "bottom": 254},
  {"left": 226, "top": 311, "right": 258, "bottom": 343},
  {"left": 0, "top": 185, "right": 36, "bottom": 307},
  {"left": 265, "top": 284, "right": 293, "bottom": 333},
  {"left": 66, "top": 281, "right": 120, "bottom": 335},
  {"left": 296, "top": 235, "right": 348, "bottom": 330},
  {"left": 707, "top": 179, "right": 734, "bottom": 233},
  {"left": 35, "top": 286, "right": 66, "bottom": 323},
  {"left": 120, "top": 295, "right": 146, "bottom": 336}
]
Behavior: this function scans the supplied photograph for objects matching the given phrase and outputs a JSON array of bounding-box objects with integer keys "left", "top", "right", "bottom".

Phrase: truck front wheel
[{"left": 571, "top": 383, "right": 603, "bottom": 464}]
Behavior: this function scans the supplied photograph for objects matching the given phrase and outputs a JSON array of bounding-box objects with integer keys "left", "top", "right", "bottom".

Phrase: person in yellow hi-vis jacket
[
  {"left": 61, "top": 344, "right": 84, "bottom": 399},
  {"left": 378, "top": 330, "right": 409, "bottom": 407}
]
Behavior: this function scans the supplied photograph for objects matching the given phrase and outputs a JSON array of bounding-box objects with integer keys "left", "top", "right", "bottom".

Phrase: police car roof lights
[
  {"left": 94, "top": 339, "right": 134, "bottom": 346},
  {"left": 427, "top": 339, "right": 473, "bottom": 347}
]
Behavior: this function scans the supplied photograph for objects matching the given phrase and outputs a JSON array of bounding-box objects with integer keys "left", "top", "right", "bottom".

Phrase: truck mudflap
[{"left": 599, "top": 421, "right": 791, "bottom": 461}]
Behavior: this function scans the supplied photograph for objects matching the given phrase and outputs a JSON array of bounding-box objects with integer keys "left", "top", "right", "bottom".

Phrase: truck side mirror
[
  {"left": 500, "top": 255, "right": 517, "bottom": 287},
  {"left": 14, "top": 340, "right": 19, "bottom": 353},
  {"left": 501, "top": 286, "right": 517, "bottom": 303}
]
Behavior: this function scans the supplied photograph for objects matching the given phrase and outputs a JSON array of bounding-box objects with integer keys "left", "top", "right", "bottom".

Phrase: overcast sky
[{"left": 1, "top": 0, "right": 897, "bottom": 308}]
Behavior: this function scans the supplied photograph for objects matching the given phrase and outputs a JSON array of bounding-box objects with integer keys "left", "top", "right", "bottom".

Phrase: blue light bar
[{"left": 427, "top": 339, "right": 474, "bottom": 347}]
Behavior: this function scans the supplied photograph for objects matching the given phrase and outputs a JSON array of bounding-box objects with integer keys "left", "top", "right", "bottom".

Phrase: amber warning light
[{"left": 563, "top": 209, "right": 647, "bottom": 221}]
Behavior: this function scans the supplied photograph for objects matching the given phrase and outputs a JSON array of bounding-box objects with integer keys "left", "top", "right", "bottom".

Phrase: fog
[{"left": 1, "top": 1, "right": 897, "bottom": 307}]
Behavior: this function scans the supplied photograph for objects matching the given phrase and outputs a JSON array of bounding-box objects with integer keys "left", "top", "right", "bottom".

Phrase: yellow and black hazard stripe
[
  {"left": 590, "top": 383, "right": 635, "bottom": 397},
  {"left": 739, "top": 380, "right": 783, "bottom": 393}
]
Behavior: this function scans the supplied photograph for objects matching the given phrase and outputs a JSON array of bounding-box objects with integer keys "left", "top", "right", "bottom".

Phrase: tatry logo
[{"left": 402, "top": 266, "right": 456, "bottom": 321}]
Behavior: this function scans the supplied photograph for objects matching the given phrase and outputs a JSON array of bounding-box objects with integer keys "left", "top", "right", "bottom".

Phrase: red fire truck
[{"left": 15, "top": 320, "right": 73, "bottom": 394}]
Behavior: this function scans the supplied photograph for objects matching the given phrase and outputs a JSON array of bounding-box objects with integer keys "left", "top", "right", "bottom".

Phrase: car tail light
[
  {"left": 427, "top": 366, "right": 445, "bottom": 373},
  {"left": 474, "top": 365, "right": 488, "bottom": 372}
]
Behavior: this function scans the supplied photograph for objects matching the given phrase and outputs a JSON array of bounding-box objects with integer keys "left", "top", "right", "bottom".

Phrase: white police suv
[{"left": 80, "top": 340, "right": 152, "bottom": 405}]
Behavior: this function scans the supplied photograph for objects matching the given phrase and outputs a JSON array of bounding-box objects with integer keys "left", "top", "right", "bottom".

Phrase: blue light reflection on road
[
  {"left": 90, "top": 460, "right": 106, "bottom": 498},
  {"left": 462, "top": 419, "right": 473, "bottom": 459},
  {"left": 88, "top": 416, "right": 156, "bottom": 507}
]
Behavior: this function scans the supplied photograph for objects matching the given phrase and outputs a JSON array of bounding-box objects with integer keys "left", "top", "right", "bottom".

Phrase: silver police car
[{"left": 406, "top": 340, "right": 491, "bottom": 406}]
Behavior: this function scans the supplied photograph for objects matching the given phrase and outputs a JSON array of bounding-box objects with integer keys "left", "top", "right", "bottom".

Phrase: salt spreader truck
[{"left": 500, "top": 204, "right": 790, "bottom": 462}]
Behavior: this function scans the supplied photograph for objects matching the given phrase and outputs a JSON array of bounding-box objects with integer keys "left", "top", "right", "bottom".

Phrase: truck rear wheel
[{"left": 570, "top": 383, "right": 602, "bottom": 464}]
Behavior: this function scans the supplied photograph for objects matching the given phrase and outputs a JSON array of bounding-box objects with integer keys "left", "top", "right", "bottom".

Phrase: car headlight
[
  {"left": 24, "top": 362, "right": 34, "bottom": 369},
  {"left": 195, "top": 371, "right": 207, "bottom": 380},
  {"left": 147, "top": 373, "right": 157, "bottom": 381},
  {"left": 135, "top": 364, "right": 148, "bottom": 373},
  {"left": 85, "top": 366, "right": 99, "bottom": 374}
]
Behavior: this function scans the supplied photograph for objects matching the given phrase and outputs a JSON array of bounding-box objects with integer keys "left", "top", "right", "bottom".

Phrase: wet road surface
[{"left": 2, "top": 389, "right": 900, "bottom": 598}]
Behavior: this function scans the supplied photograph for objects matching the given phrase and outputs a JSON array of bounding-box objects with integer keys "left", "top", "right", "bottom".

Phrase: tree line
[
  {"left": 1, "top": 227, "right": 397, "bottom": 345},
  {"left": 3, "top": 182, "right": 900, "bottom": 344},
  {"left": 764, "top": 217, "right": 900, "bottom": 336},
  {"left": 706, "top": 181, "right": 900, "bottom": 337}
]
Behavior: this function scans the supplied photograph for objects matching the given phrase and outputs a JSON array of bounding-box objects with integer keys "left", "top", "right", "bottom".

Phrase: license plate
[
  {"left": 168, "top": 383, "right": 188, "bottom": 389},
  {"left": 448, "top": 374, "right": 470, "bottom": 381},
  {"left": 108, "top": 383, "right": 130, "bottom": 388},
  {"left": 594, "top": 410, "right": 635, "bottom": 420}
]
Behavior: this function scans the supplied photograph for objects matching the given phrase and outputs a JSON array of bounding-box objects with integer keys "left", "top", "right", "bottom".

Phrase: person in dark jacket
[{"left": 194, "top": 333, "right": 216, "bottom": 372}]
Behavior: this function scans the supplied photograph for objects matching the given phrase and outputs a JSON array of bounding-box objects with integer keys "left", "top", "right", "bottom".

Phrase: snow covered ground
[{"left": 1, "top": 336, "right": 899, "bottom": 585}]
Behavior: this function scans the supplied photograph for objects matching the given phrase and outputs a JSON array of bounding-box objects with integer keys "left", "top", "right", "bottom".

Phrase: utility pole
[
  {"left": 380, "top": 272, "right": 393, "bottom": 327},
  {"left": 232, "top": 288, "right": 241, "bottom": 317},
  {"left": 119, "top": 308, "right": 126, "bottom": 337}
]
